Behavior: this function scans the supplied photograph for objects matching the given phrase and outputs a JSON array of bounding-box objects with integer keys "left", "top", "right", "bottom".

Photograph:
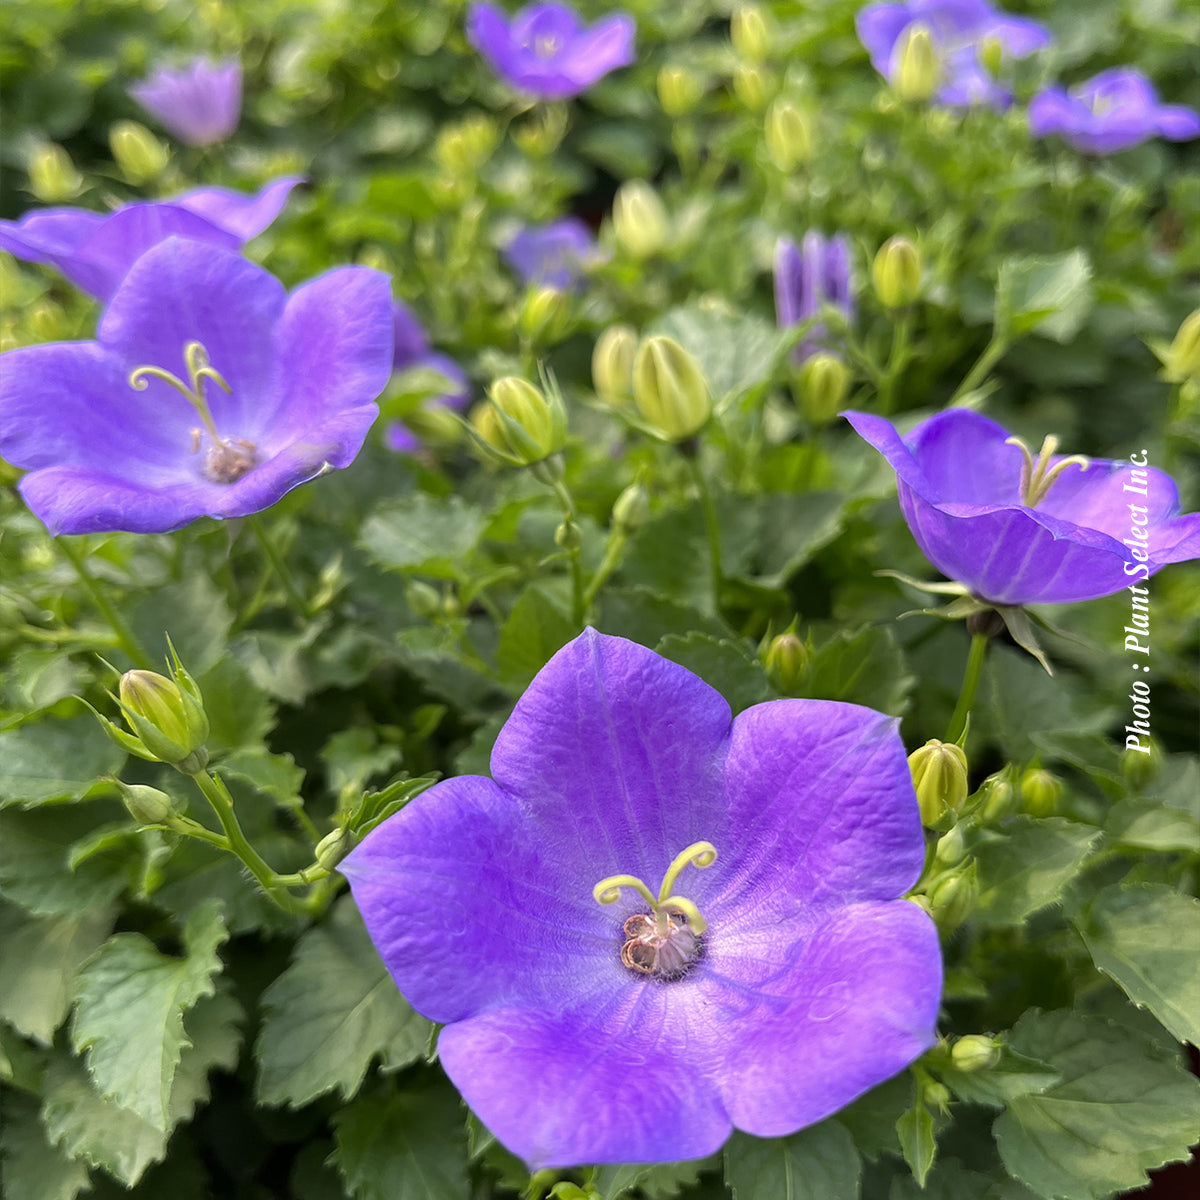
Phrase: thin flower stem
[
  {"left": 246, "top": 514, "right": 311, "bottom": 619},
  {"left": 686, "top": 453, "right": 723, "bottom": 615},
  {"left": 947, "top": 333, "right": 1009, "bottom": 406},
  {"left": 550, "top": 479, "right": 586, "bottom": 629},
  {"left": 582, "top": 530, "right": 628, "bottom": 615},
  {"left": 55, "top": 536, "right": 153, "bottom": 669},
  {"left": 879, "top": 313, "right": 913, "bottom": 415},
  {"left": 946, "top": 632, "right": 990, "bottom": 745}
]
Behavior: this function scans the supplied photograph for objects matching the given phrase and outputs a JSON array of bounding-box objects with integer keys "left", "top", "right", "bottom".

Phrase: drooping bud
[
  {"left": 951, "top": 1034, "right": 1001, "bottom": 1073},
  {"left": 632, "top": 336, "right": 711, "bottom": 441},
  {"left": 908, "top": 739, "right": 968, "bottom": 826},
  {"left": 764, "top": 98, "right": 815, "bottom": 171},
  {"left": 1020, "top": 766, "right": 1063, "bottom": 818},
  {"left": 29, "top": 143, "right": 83, "bottom": 202},
  {"left": 117, "top": 666, "right": 210, "bottom": 774},
  {"left": 110, "top": 120, "right": 170, "bottom": 184},
  {"left": 731, "top": 4, "right": 770, "bottom": 62},
  {"left": 934, "top": 821, "right": 967, "bottom": 867},
  {"left": 926, "top": 860, "right": 977, "bottom": 930},
  {"left": 658, "top": 66, "right": 703, "bottom": 117},
  {"left": 763, "top": 628, "right": 809, "bottom": 696},
  {"left": 796, "top": 353, "right": 851, "bottom": 426},
  {"left": 613, "top": 180, "right": 669, "bottom": 260},
  {"left": 314, "top": 826, "right": 356, "bottom": 871},
  {"left": 1159, "top": 310, "right": 1200, "bottom": 384},
  {"left": 472, "top": 376, "right": 567, "bottom": 467},
  {"left": 732, "top": 64, "right": 771, "bottom": 112},
  {"left": 118, "top": 781, "right": 176, "bottom": 826},
  {"left": 872, "top": 236, "right": 922, "bottom": 309},
  {"left": 612, "top": 477, "right": 651, "bottom": 534},
  {"left": 894, "top": 24, "right": 940, "bottom": 103},
  {"left": 435, "top": 113, "right": 498, "bottom": 174},
  {"left": 519, "top": 286, "right": 569, "bottom": 343},
  {"left": 592, "top": 324, "right": 638, "bottom": 409}
]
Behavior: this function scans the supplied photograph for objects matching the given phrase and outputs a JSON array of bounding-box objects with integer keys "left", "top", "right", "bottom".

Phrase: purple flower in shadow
[
  {"left": 385, "top": 300, "right": 471, "bottom": 453},
  {"left": 845, "top": 409, "right": 1200, "bottom": 605},
  {"left": 0, "top": 177, "right": 302, "bottom": 303},
  {"left": 856, "top": 0, "right": 1050, "bottom": 108},
  {"left": 1029, "top": 68, "right": 1200, "bottom": 155},
  {"left": 467, "top": 2, "right": 635, "bottom": 100},
  {"left": 775, "top": 233, "right": 855, "bottom": 362},
  {"left": 343, "top": 628, "right": 941, "bottom": 1169},
  {"left": 503, "top": 217, "right": 599, "bottom": 290},
  {"left": 129, "top": 58, "right": 243, "bottom": 147},
  {"left": 0, "top": 238, "right": 393, "bottom": 535}
]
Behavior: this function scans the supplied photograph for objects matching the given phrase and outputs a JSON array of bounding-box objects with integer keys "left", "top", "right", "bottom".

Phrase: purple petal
[
  {"left": 856, "top": 4, "right": 914, "bottom": 76},
  {"left": 503, "top": 218, "right": 597, "bottom": 289},
  {"left": 130, "top": 59, "right": 242, "bottom": 147},
  {"left": 983, "top": 14, "right": 1051, "bottom": 57},
  {"left": 559, "top": 14, "right": 636, "bottom": 87},
  {"left": 773, "top": 238, "right": 804, "bottom": 328},
  {"left": 171, "top": 177, "right": 303, "bottom": 242},
  {"left": 384, "top": 423, "right": 421, "bottom": 453},
  {"left": 1156, "top": 104, "right": 1200, "bottom": 142},
  {"left": 0, "top": 208, "right": 103, "bottom": 265},
  {"left": 904, "top": 408, "right": 1022, "bottom": 504},
  {"left": 391, "top": 299, "right": 431, "bottom": 367},
  {"left": 1082, "top": 67, "right": 1158, "bottom": 111},
  {"left": 511, "top": 2, "right": 583, "bottom": 45},
  {"left": 1028, "top": 87, "right": 1075, "bottom": 138},
  {"left": 418, "top": 351, "right": 471, "bottom": 408}
]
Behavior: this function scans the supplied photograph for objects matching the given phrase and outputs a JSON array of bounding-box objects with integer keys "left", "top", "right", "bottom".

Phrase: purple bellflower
[
  {"left": 129, "top": 58, "right": 243, "bottom": 147},
  {"left": 845, "top": 409, "right": 1200, "bottom": 606},
  {"left": 775, "top": 233, "right": 855, "bottom": 362},
  {"left": 343, "top": 629, "right": 942, "bottom": 1168},
  {"left": 856, "top": 0, "right": 1051, "bottom": 108},
  {"left": 0, "top": 177, "right": 302, "bottom": 303},
  {"left": 1028, "top": 67, "right": 1200, "bottom": 155},
  {"left": 467, "top": 2, "right": 635, "bottom": 101},
  {"left": 0, "top": 238, "right": 393, "bottom": 535},
  {"left": 503, "top": 216, "right": 599, "bottom": 290},
  {"left": 385, "top": 300, "right": 471, "bottom": 453}
]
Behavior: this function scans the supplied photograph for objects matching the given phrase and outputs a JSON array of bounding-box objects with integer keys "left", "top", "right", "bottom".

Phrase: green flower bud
[
  {"left": 797, "top": 353, "right": 851, "bottom": 426},
  {"left": 1120, "top": 737, "right": 1162, "bottom": 789},
  {"left": 926, "top": 861, "right": 977, "bottom": 930},
  {"left": 922, "top": 1079, "right": 952, "bottom": 1112},
  {"left": 592, "top": 324, "right": 638, "bottom": 409},
  {"left": 951, "top": 1034, "right": 1001, "bottom": 1073},
  {"left": 764, "top": 630, "right": 809, "bottom": 696},
  {"left": 315, "top": 826, "right": 356, "bottom": 871},
  {"left": 733, "top": 64, "right": 772, "bottom": 112},
  {"left": 405, "top": 579, "right": 442, "bottom": 618},
  {"left": 119, "top": 782, "right": 176, "bottom": 826},
  {"left": 872, "top": 236, "right": 922, "bottom": 309},
  {"left": 1161, "top": 310, "right": 1200, "bottom": 384},
  {"left": 731, "top": 4, "right": 770, "bottom": 62},
  {"left": 555, "top": 519, "right": 582, "bottom": 551},
  {"left": 435, "top": 113, "right": 498, "bottom": 174},
  {"left": 658, "top": 66, "right": 703, "bottom": 117},
  {"left": 472, "top": 376, "right": 567, "bottom": 466},
  {"left": 118, "top": 666, "right": 210, "bottom": 774},
  {"left": 109, "top": 120, "right": 170, "bottom": 184},
  {"left": 519, "top": 285, "right": 569, "bottom": 343},
  {"left": 908, "top": 739, "right": 968, "bottom": 826},
  {"left": 934, "top": 821, "right": 967, "bottom": 867},
  {"left": 764, "top": 98, "right": 815, "bottom": 171},
  {"left": 404, "top": 403, "right": 465, "bottom": 448},
  {"left": 29, "top": 143, "right": 82, "bottom": 203},
  {"left": 612, "top": 478, "right": 651, "bottom": 533},
  {"left": 1020, "top": 766, "right": 1063, "bottom": 818},
  {"left": 978, "top": 769, "right": 1016, "bottom": 822},
  {"left": 978, "top": 35, "right": 1004, "bottom": 79},
  {"left": 632, "top": 335, "right": 711, "bottom": 441},
  {"left": 513, "top": 103, "right": 569, "bottom": 158},
  {"left": 894, "top": 24, "right": 940, "bottom": 103},
  {"left": 613, "top": 180, "right": 669, "bottom": 260}
]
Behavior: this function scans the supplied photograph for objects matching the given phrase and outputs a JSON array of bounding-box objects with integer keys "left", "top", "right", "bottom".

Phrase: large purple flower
[
  {"left": 385, "top": 300, "right": 471, "bottom": 453},
  {"left": 845, "top": 409, "right": 1200, "bottom": 606},
  {"left": 856, "top": 0, "right": 1050, "bottom": 108},
  {"left": 0, "top": 177, "right": 302, "bottom": 303},
  {"left": 343, "top": 629, "right": 941, "bottom": 1168},
  {"left": 467, "top": 2, "right": 635, "bottom": 100},
  {"left": 0, "top": 238, "right": 392, "bottom": 535},
  {"left": 775, "top": 233, "right": 855, "bottom": 362},
  {"left": 503, "top": 217, "right": 599, "bottom": 290},
  {"left": 1029, "top": 68, "right": 1200, "bottom": 156},
  {"left": 129, "top": 58, "right": 242, "bottom": 147}
]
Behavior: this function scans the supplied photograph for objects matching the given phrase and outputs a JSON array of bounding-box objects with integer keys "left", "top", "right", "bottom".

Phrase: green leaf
[
  {"left": 592, "top": 1159, "right": 711, "bottom": 1200},
  {"left": 996, "top": 250, "right": 1093, "bottom": 343},
  {"left": 1105, "top": 797, "right": 1200, "bottom": 852},
  {"left": 725, "top": 1121, "right": 860, "bottom": 1200},
  {"left": 129, "top": 576, "right": 232, "bottom": 675},
  {"left": 594, "top": 587, "right": 728, "bottom": 647},
  {"left": 805, "top": 626, "right": 913, "bottom": 715},
  {"left": 1072, "top": 884, "right": 1200, "bottom": 1046},
  {"left": 896, "top": 1101, "right": 937, "bottom": 1187},
  {"left": 652, "top": 304, "right": 781, "bottom": 402},
  {"left": 70, "top": 901, "right": 228, "bottom": 1131},
  {"left": 656, "top": 632, "right": 769, "bottom": 714},
  {"left": 366, "top": 170, "right": 437, "bottom": 218},
  {"left": 495, "top": 586, "right": 576, "bottom": 689},
  {"left": 0, "top": 716, "right": 124, "bottom": 809},
  {"left": 969, "top": 816, "right": 1101, "bottom": 926},
  {"left": 836, "top": 1074, "right": 912, "bottom": 1161},
  {"left": 0, "top": 902, "right": 113, "bottom": 1045},
  {"left": 360, "top": 494, "right": 487, "bottom": 579},
  {"left": 255, "top": 897, "right": 430, "bottom": 1108},
  {"left": 217, "top": 748, "right": 305, "bottom": 806},
  {"left": 195, "top": 656, "right": 275, "bottom": 755},
  {"left": 889, "top": 1157, "right": 1006, "bottom": 1200},
  {"left": 0, "top": 1089, "right": 92, "bottom": 1200},
  {"left": 747, "top": 493, "right": 845, "bottom": 587},
  {"left": 332, "top": 1074, "right": 469, "bottom": 1200},
  {"left": 994, "top": 1009, "right": 1200, "bottom": 1200},
  {"left": 939, "top": 1047, "right": 1060, "bottom": 1108}
]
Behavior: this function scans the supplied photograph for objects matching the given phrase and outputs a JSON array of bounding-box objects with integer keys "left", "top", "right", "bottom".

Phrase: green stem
[
  {"left": 550, "top": 479, "right": 586, "bottom": 629},
  {"left": 686, "top": 453, "right": 723, "bottom": 614},
  {"left": 582, "top": 530, "right": 628, "bottom": 615},
  {"left": 946, "top": 632, "right": 989, "bottom": 744},
  {"left": 247, "top": 514, "right": 311, "bottom": 619},
  {"left": 947, "top": 333, "right": 1009, "bottom": 406},
  {"left": 55, "top": 537, "right": 153, "bottom": 669},
  {"left": 879, "top": 313, "right": 913, "bottom": 415}
]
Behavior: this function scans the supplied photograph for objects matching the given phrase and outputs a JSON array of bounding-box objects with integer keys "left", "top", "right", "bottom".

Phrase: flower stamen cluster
[{"left": 1006, "top": 433, "right": 1088, "bottom": 508}]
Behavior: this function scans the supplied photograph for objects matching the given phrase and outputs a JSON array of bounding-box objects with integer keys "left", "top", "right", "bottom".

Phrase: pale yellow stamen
[
  {"left": 1006, "top": 434, "right": 1089, "bottom": 508},
  {"left": 593, "top": 840, "right": 718, "bottom": 935}
]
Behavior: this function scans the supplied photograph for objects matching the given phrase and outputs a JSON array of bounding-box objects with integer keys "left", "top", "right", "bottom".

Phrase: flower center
[
  {"left": 1006, "top": 433, "right": 1089, "bottom": 507},
  {"left": 593, "top": 840, "right": 717, "bottom": 981},
  {"left": 533, "top": 34, "right": 561, "bottom": 59},
  {"left": 129, "top": 340, "right": 258, "bottom": 485}
]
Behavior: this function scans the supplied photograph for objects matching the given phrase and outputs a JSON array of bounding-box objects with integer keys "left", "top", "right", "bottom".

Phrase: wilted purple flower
[
  {"left": 503, "top": 217, "right": 599, "bottom": 290},
  {"left": 467, "top": 2, "right": 635, "bottom": 100},
  {"left": 129, "top": 58, "right": 242, "bottom": 147},
  {"left": 344, "top": 628, "right": 941, "bottom": 1168},
  {"left": 0, "top": 238, "right": 392, "bottom": 535},
  {"left": 1028, "top": 68, "right": 1200, "bottom": 156},
  {"left": 385, "top": 300, "right": 471, "bottom": 453},
  {"left": 775, "top": 233, "right": 855, "bottom": 362},
  {"left": 0, "top": 177, "right": 302, "bottom": 303},
  {"left": 845, "top": 409, "right": 1200, "bottom": 605},
  {"left": 856, "top": 0, "right": 1050, "bottom": 108}
]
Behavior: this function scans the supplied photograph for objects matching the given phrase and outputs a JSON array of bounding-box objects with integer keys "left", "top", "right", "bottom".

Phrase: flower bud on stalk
[
  {"left": 925, "top": 860, "right": 977, "bottom": 930},
  {"left": 934, "top": 821, "right": 967, "bottom": 867},
  {"left": 315, "top": 826, "right": 356, "bottom": 871},
  {"left": 29, "top": 143, "right": 83, "bottom": 202},
  {"left": 951, "top": 1034, "right": 1001, "bottom": 1073},
  {"left": 908, "top": 739, "right": 968, "bottom": 826},
  {"left": 978, "top": 36, "right": 1005, "bottom": 80},
  {"left": 764, "top": 99, "right": 815, "bottom": 171},
  {"left": 110, "top": 120, "right": 170, "bottom": 184},
  {"left": 612, "top": 478, "right": 651, "bottom": 534},
  {"left": 613, "top": 181, "right": 669, "bottom": 260},
  {"left": 797, "top": 353, "right": 851, "bottom": 425},
  {"left": 872, "top": 236, "right": 922, "bottom": 308},
  {"left": 658, "top": 66, "right": 702, "bottom": 117},
  {"left": 435, "top": 113, "right": 498, "bottom": 174},
  {"left": 1160, "top": 310, "right": 1200, "bottom": 384},
  {"left": 471, "top": 376, "right": 567, "bottom": 466},
  {"left": 632, "top": 336, "right": 711, "bottom": 441},
  {"left": 1120, "top": 738, "right": 1161, "bottom": 789},
  {"left": 894, "top": 25, "right": 940, "bottom": 103},
  {"left": 731, "top": 4, "right": 770, "bottom": 62},
  {"left": 519, "top": 286, "right": 569, "bottom": 343},
  {"left": 763, "top": 629, "right": 809, "bottom": 696},
  {"left": 118, "top": 782, "right": 176, "bottom": 826},
  {"left": 114, "top": 667, "right": 210, "bottom": 774},
  {"left": 592, "top": 324, "right": 638, "bottom": 409},
  {"left": 978, "top": 769, "right": 1016, "bottom": 821},
  {"left": 733, "top": 64, "right": 771, "bottom": 112},
  {"left": 1020, "top": 766, "right": 1063, "bottom": 817}
]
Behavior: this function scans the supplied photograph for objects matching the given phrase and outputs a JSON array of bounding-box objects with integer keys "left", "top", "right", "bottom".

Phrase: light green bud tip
[
  {"left": 29, "top": 143, "right": 83, "bottom": 203},
  {"left": 927, "top": 861, "right": 977, "bottom": 929},
  {"left": 520, "top": 286, "right": 568, "bottom": 342},
  {"left": 632, "top": 335, "right": 711, "bottom": 442},
  {"left": 895, "top": 24, "right": 940, "bottom": 103},
  {"left": 315, "top": 827, "right": 356, "bottom": 871},
  {"left": 118, "top": 667, "right": 210, "bottom": 774},
  {"left": 934, "top": 821, "right": 967, "bottom": 867},
  {"left": 978, "top": 770, "right": 1016, "bottom": 821},
  {"left": 110, "top": 120, "right": 170, "bottom": 184},
  {"left": 764, "top": 630, "right": 809, "bottom": 696},
  {"left": 908, "top": 738, "right": 968, "bottom": 826},
  {"left": 731, "top": 4, "right": 770, "bottom": 62},
  {"left": 592, "top": 324, "right": 639, "bottom": 408},
  {"left": 733, "top": 64, "right": 771, "bottom": 112},
  {"left": 119, "top": 782, "right": 176, "bottom": 826},
  {"left": 613, "top": 180, "right": 669, "bottom": 260},
  {"left": 472, "top": 376, "right": 567, "bottom": 466},
  {"left": 797, "top": 353, "right": 851, "bottom": 426},
  {"left": 435, "top": 113, "right": 498, "bottom": 174},
  {"left": 1019, "top": 766, "right": 1063, "bottom": 817},
  {"left": 612, "top": 479, "right": 651, "bottom": 533},
  {"left": 1163, "top": 310, "right": 1200, "bottom": 384},
  {"left": 872, "top": 236, "right": 922, "bottom": 309},
  {"left": 765, "top": 98, "right": 815, "bottom": 171},
  {"left": 978, "top": 36, "right": 1005, "bottom": 79},
  {"left": 658, "top": 66, "right": 703, "bottom": 117},
  {"left": 951, "top": 1034, "right": 1001, "bottom": 1073}
]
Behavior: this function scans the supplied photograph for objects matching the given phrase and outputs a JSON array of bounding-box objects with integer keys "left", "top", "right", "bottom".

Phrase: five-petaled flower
[
  {"left": 845, "top": 409, "right": 1200, "bottom": 605},
  {"left": 467, "top": 2, "right": 635, "bottom": 100},
  {"left": 129, "top": 58, "right": 243, "bottom": 147},
  {"left": 503, "top": 217, "right": 600, "bottom": 290},
  {"left": 343, "top": 629, "right": 941, "bottom": 1168},
  {"left": 775, "top": 233, "right": 855, "bottom": 363},
  {"left": 0, "top": 238, "right": 393, "bottom": 535},
  {"left": 0, "top": 177, "right": 302, "bottom": 303},
  {"left": 856, "top": 0, "right": 1051, "bottom": 109},
  {"left": 1028, "top": 67, "right": 1200, "bottom": 156}
]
